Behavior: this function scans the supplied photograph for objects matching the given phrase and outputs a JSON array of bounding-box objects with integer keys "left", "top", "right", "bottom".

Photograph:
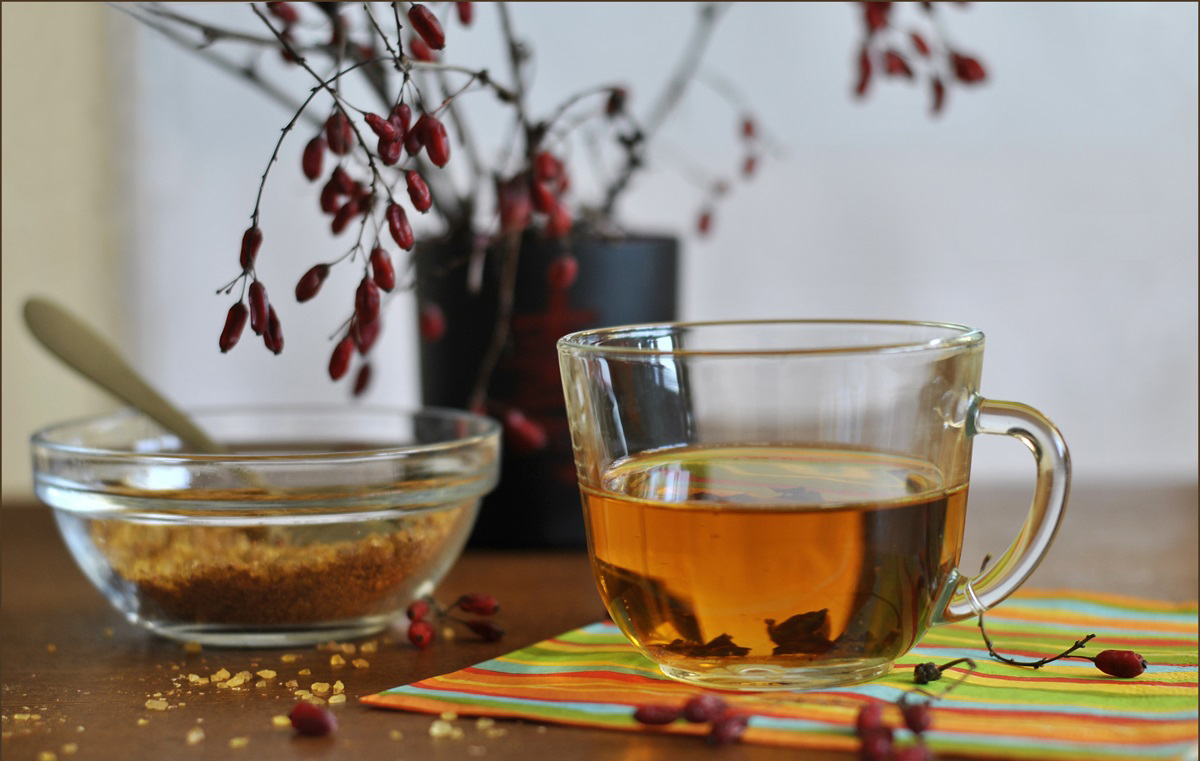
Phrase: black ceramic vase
[{"left": 415, "top": 231, "right": 679, "bottom": 548}]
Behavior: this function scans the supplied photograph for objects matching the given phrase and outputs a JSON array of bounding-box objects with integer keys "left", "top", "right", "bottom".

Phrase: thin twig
[{"left": 467, "top": 231, "right": 523, "bottom": 411}]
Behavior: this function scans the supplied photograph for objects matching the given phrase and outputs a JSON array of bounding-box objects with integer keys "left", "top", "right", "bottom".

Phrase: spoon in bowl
[{"left": 23, "top": 297, "right": 225, "bottom": 454}]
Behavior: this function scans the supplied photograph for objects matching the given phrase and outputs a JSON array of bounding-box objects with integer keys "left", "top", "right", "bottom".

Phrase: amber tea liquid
[{"left": 582, "top": 445, "right": 968, "bottom": 686}]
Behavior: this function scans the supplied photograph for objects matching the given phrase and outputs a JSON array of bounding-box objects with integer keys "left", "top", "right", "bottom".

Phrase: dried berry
[
  {"left": 240, "top": 226, "right": 262, "bottom": 271},
  {"left": 355, "top": 277, "right": 380, "bottom": 325},
  {"left": 633, "top": 704, "right": 682, "bottom": 725},
  {"left": 682, "top": 694, "right": 727, "bottom": 723},
  {"left": 742, "top": 155, "right": 758, "bottom": 177},
  {"left": 534, "top": 151, "right": 562, "bottom": 182},
  {"left": 931, "top": 76, "right": 946, "bottom": 115},
  {"left": 248, "top": 280, "right": 269, "bottom": 335},
  {"left": 709, "top": 712, "right": 749, "bottom": 746},
  {"left": 858, "top": 728, "right": 894, "bottom": 761},
  {"left": 901, "top": 700, "right": 932, "bottom": 734},
  {"left": 289, "top": 701, "right": 337, "bottom": 737},
  {"left": 389, "top": 102, "right": 412, "bottom": 139},
  {"left": 950, "top": 52, "right": 987, "bottom": 84},
  {"left": 365, "top": 112, "right": 399, "bottom": 142},
  {"left": 386, "top": 203, "right": 414, "bottom": 250},
  {"left": 219, "top": 302, "right": 248, "bottom": 353},
  {"left": 370, "top": 247, "right": 396, "bottom": 292},
  {"left": 266, "top": 1, "right": 299, "bottom": 25},
  {"left": 862, "top": 1, "right": 891, "bottom": 33},
  {"left": 741, "top": 116, "right": 756, "bottom": 138},
  {"left": 697, "top": 210, "right": 713, "bottom": 235},
  {"left": 408, "top": 4, "right": 446, "bottom": 50},
  {"left": 406, "top": 114, "right": 429, "bottom": 156},
  {"left": 419, "top": 301, "right": 446, "bottom": 342},
  {"left": 1093, "top": 650, "right": 1148, "bottom": 678},
  {"left": 331, "top": 166, "right": 355, "bottom": 194},
  {"left": 855, "top": 703, "right": 885, "bottom": 735},
  {"left": 455, "top": 2, "right": 473, "bottom": 25},
  {"left": 913, "top": 662, "right": 942, "bottom": 685},
  {"left": 264, "top": 305, "right": 284, "bottom": 354},
  {"left": 302, "top": 135, "right": 325, "bottom": 181},
  {"left": 423, "top": 115, "right": 450, "bottom": 167},
  {"left": 463, "top": 619, "right": 504, "bottom": 642},
  {"left": 911, "top": 31, "right": 931, "bottom": 57},
  {"left": 546, "top": 254, "right": 579, "bottom": 291},
  {"left": 456, "top": 593, "right": 499, "bottom": 616},
  {"left": 352, "top": 362, "right": 372, "bottom": 396},
  {"left": 408, "top": 619, "right": 435, "bottom": 648},
  {"left": 295, "top": 264, "right": 330, "bottom": 302},
  {"left": 319, "top": 177, "right": 342, "bottom": 214},
  {"left": 325, "top": 112, "right": 353, "bottom": 155},
  {"left": 406, "top": 170, "right": 433, "bottom": 212},
  {"left": 378, "top": 136, "right": 402, "bottom": 166},
  {"left": 407, "top": 599, "right": 432, "bottom": 621},
  {"left": 531, "top": 179, "right": 556, "bottom": 214}
]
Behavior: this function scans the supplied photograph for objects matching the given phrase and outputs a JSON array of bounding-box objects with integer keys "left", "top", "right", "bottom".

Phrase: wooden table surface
[{"left": 2, "top": 483, "right": 1196, "bottom": 761}]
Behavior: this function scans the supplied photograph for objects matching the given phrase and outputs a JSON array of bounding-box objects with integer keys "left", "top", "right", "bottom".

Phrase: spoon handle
[{"left": 23, "top": 297, "right": 225, "bottom": 454}]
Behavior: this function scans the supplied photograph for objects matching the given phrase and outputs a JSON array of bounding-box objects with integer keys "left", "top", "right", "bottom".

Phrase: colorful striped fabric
[{"left": 364, "top": 590, "right": 1198, "bottom": 760}]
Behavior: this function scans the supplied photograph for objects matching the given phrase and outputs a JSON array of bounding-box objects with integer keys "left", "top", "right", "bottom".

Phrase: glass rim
[
  {"left": 557, "top": 319, "right": 985, "bottom": 357},
  {"left": 30, "top": 404, "right": 501, "bottom": 463}
]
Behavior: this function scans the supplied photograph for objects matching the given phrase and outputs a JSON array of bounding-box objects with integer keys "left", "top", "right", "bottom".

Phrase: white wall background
[{"left": 7, "top": 2, "right": 1194, "bottom": 497}]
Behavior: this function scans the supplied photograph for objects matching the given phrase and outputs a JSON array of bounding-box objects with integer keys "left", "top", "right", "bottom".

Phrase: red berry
[
  {"left": 741, "top": 116, "right": 756, "bottom": 138},
  {"left": 456, "top": 593, "right": 499, "bottom": 616},
  {"left": 504, "top": 409, "right": 547, "bottom": 453},
  {"left": 682, "top": 694, "right": 727, "bottom": 723},
  {"left": 351, "top": 317, "right": 381, "bottom": 355},
  {"left": 330, "top": 166, "right": 355, "bottom": 194},
  {"left": 742, "top": 155, "right": 758, "bottom": 177},
  {"left": 418, "top": 301, "right": 446, "bottom": 342},
  {"left": 331, "top": 199, "right": 359, "bottom": 235},
  {"left": 370, "top": 247, "right": 396, "bottom": 292},
  {"left": 248, "top": 280, "right": 269, "bottom": 335},
  {"left": 911, "top": 31, "right": 931, "bottom": 57},
  {"left": 325, "top": 112, "right": 353, "bottom": 155},
  {"left": 546, "top": 255, "right": 579, "bottom": 291},
  {"left": 858, "top": 728, "right": 894, "bottom": 761},
  {"left": 855, "top": 703, "right": 885, "bottom": 736},
  {"left": 319, "top": 177, "right": 342, "bottom": 214},
  {"left": 406, "top": 170, "right": 433, "bottom": 212},
  {"left": 266, "top": 1, "right": 299, "bottom": 25},
  {"left": 355, "top": 277, "right": 380, "bottom": 325},
  {"left": 697, "top": 210, "right": 713, "bottom": 235},
  {"left": 407, "top": 599, "right": 432, "bottom": 621},
  {"left": 423, "top": 115, "right": 450, "bottom": 167},
  {"left": 901, "top": 700, "right": 932, "bottom": 734},
  {"left": 545, "top": 201, "right": 572, "bottom": 238},
  {"left": 295, "top": 264, "right": 330, "bottom": 302},
  {"left": 378, "top": 136, "right": 402, "bottom": 165},
  {"left": 632, "top": 704, "right": 681, "bottom": 725},
  {"left": 386, "top": 203, "right": 414, "bottom": 250},
  {"left": 496, "top": 175, "right": 531, "bottom": 233},
  {"left": 408, "top": 619, "right": 435, "bottom": 649},
  {"left": 389, "top": 102, "right": 412, "bottom": 140},
  {"left": 533, "top": 151, "right": 561, "bottom": 183},
  {"left": 950, "top": 52, "right": 987, "bottom": 84},
  {"left": 863, "top": 1, "right": 891, "bottom": 33},
  {"left": 855, "top": 44, "right": 872, "bottom": 97},
  {"left": 352, "top": 363, "right": 372, "bottom": 397},
  {"left": 885, "top": 50, "right": 913, "bottom": 78},
  {"left": 931, "top": 76, "right": 946, "bottom": 115},
  {"left": 464, "top": 619, "right": 504, "bottom": 642},
  {"left": 891, "top": 745, "right": 934, "bottom": 761},
  {"left": 409, "top": 35, "right": 436, "bottom": 63},
  {"left": 709, "top": 712, "right": 749, "bottom": 746},
  {"left": 530, "top": 179, "right": 556, "bottom": 214},
  {"left": 365, "top": 112, "right": 399, "bottom": 142},
  {"left": 288, "top": 700, "right": 337, "bottom": 736},
  {"left": 328, "top": 335, "right": 354, "bottom": 381},
  {"left": 1094, "top": 650, "right": 1148, "bottom": 678},
  {"left": 240, "top": 226, "right": 262, "bottom": 271},
  {"left": 264, "top": 305, "right": 284, "bottom": 354},
  {"left": 455, "top": 2, "right": 473, "bottom": 25},
  {"left": 408, "top": 4, "right": 446, "bottom": 50},
  {"left": 406, "top": 114, "right": 428, "bottom": 156},
  {"left": 219, "top": 302, "right": 248, "bottom": 353},
  {"left": 302, "top": 135, "right": 325, "bottom": 181}
]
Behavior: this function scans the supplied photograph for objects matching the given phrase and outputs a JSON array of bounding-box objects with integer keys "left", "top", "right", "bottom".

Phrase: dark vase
[{"left": 415, "top": 231, "right": 679, "bottom": 548}]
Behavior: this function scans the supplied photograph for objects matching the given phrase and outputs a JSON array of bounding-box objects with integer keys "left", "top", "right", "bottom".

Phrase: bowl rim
[{"left": 30, "top": 404, "right": 501, "bottom": 464}]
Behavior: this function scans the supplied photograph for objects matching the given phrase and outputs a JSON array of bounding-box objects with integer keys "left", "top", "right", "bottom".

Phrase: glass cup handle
[{"left": 937, "top": 397, "right": 1071, "bottom": 624}]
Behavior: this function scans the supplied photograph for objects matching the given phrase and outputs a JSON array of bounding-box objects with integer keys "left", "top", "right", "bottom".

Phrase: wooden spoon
[{"left": 23, "top": 297, "right": 225, "bottom": 454}]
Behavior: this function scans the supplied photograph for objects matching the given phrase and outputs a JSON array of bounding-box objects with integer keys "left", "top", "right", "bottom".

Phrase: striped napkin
[{"left": 363, "top": 590, "right": 1198, "bottom": 760}]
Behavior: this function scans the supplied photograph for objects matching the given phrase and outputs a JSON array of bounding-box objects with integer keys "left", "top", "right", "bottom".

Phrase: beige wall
[{"left": 2, "top": 4, "right": 129, "bottom": 501}]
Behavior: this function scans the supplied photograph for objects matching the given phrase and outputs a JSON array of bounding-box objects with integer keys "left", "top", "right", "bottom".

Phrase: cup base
[{"left": 658, "top": 659, "right": 892, "bottom": 691}]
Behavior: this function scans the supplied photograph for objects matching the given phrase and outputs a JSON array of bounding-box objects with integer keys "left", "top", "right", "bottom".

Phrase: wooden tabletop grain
[{"left": 2, "top": 483, "right": 1196, "bottom": 761}]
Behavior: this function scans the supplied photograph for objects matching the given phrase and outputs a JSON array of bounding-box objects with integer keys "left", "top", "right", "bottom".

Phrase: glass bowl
[{"left": 31, "top": 406, "right": 500, "bottom": 647}]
